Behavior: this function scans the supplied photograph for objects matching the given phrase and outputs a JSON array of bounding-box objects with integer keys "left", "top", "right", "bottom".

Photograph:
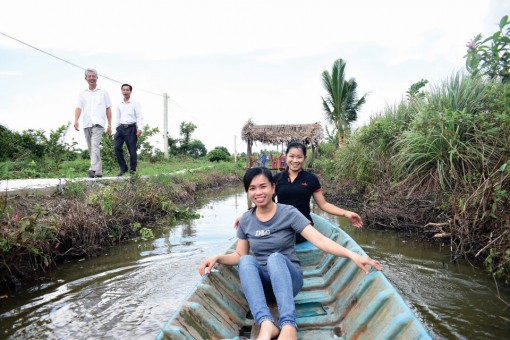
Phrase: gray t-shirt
[{"left": 237, "top": 203, "right": 310, "bottom": 270}]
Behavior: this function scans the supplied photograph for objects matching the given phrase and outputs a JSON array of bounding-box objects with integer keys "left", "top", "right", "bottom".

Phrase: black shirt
[{"left": 273, "top": 170, "right": 321, "bottom": 243}]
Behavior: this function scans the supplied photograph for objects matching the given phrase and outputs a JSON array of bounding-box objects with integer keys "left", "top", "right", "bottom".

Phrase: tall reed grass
[{"left": 319, "top": 72, "right": 510, "bottom": 280}]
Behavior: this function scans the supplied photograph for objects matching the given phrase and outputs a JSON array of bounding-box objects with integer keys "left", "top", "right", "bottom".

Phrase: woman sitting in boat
[
  {"left": 274, "top": 141, "right": 363, "bottom": 243},
  {"left": 199, "top": 167, "right": 382, "bottom": 340},
  {"left": 235, "top": 141, "right": 364, "bottom": 244}
]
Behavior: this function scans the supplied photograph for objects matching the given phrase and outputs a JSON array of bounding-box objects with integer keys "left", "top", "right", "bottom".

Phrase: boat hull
[{"left": 157, "top": 213, "right": 431, "bottom": 339}]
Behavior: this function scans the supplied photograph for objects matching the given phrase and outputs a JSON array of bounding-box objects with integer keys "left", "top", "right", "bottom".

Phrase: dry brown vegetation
[{"left": 0, "top": 170, "right": 242, "bottom": 292}]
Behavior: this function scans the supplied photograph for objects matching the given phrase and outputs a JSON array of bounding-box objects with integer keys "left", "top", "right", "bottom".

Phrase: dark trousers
[{"left": 114, "top": 125, "right": 138, "bottom": 173}]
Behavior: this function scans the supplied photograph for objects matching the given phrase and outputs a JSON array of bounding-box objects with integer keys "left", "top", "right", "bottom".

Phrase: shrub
[
  {"left": 188, "top": 140, "right": 207, "bottom": 158},
  {"left": 208, "top": 146, "right": 231, "bottom": 162},
  {"left": 466, "top": 15, "right": 510, "bottom": 82}
]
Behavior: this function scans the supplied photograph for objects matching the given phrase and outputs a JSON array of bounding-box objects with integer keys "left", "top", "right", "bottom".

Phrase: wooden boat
[{"left": 156, "top": 213, "right": 432, "bottom": 339}]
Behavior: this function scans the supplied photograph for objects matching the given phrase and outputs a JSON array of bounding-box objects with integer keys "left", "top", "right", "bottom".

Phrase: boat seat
[{"left": 296, "top": 301, "right": 328, "bottom": 318}]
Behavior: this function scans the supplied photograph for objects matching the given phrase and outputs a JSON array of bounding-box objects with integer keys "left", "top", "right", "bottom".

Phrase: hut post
[{"left": 247, "top": 139, "right": 252, "bottom": 168}]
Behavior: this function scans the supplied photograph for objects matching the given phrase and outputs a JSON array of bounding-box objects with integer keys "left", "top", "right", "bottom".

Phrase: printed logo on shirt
[
  {"left": 302, "top": 182, "right": 308, "bottom": 186},
  {"left": 255, "top": 229, "right": 271, "bottom": 237}
]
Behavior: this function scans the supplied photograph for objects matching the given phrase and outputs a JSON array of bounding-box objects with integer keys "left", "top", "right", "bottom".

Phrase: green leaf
[
  {"left": 28, "top": 246, "right": 40, "bottom": 254},
  {"left": 500, "top": 36, "right": 510, "bottom": 44},
  {"left": 492, "top": 31, "right": 501, "bottom": 42},
  {"left": 499, "top": 15, "right": 508, "bottom": 29},
  {"left": 485, "top": 127, "right": 500, "bottom": 135}
]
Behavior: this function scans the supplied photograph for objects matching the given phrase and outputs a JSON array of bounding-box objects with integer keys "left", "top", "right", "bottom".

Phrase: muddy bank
[
  {"left": 321, "top": 174, "right": 449, "bottom": 236},
  {"left": 0, "top": 170, "right": 242, "bottom": 292},
  {"left": 320, "top": 172, "right": 510, "bottom": 285}
]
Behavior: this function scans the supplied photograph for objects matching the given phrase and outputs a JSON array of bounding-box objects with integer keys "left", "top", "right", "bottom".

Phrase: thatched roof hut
[{"left": 241, "top": 119, "right": 323, "bottom": 167}]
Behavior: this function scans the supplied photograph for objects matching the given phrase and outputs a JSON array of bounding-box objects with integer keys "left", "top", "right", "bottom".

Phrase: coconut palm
[{"left": 321, "top": 58, "right": 367, "bottom": 148}]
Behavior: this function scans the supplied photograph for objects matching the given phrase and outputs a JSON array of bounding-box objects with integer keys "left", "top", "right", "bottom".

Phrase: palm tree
[{"left": 321, "top": 58, "right": 367, "bottom": 148}]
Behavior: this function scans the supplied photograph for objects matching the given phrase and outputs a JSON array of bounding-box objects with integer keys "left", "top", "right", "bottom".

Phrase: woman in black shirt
[{"left": 273, "top": 142, "right": 363, "bottom": 243}]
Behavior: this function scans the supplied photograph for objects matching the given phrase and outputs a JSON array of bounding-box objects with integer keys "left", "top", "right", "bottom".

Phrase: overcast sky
[{"left": 1, "top": 0, "right": 508, "bottom": 154}]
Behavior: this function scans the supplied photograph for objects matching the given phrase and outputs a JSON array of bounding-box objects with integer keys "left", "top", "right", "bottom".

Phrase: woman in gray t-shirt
[{"left": 199, "top": 167, "right": 382, "bottom": 340}]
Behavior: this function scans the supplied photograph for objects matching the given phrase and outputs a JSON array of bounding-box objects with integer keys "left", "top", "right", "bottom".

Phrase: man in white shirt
[
  {"left": 114, "top": 84, "right": 143, "bottom": 176},
  {"left": 74, "top": 68, "right": 112, "bottom": 178}
]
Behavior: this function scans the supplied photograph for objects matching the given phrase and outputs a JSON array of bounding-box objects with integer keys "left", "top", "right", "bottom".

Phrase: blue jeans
[{"left": 238, "top": 253, "right": 303, "bottom": 329}]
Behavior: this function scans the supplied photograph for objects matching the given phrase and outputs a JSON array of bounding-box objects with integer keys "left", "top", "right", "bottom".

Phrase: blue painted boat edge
[{"left": 310, "top": 213, "right": 432, "bottom": 339}]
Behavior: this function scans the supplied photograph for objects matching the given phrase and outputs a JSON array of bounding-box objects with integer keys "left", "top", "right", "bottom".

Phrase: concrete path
[
  {"left": 0, "top": 168, "right": 207, "bottom": 196},
  {"left": 0, "top": 176, "right": 123, "bottom": 196}
]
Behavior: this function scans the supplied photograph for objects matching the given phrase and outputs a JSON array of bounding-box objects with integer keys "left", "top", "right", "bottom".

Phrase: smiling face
[
  {"left": 85, "top": 71, "right": 97, "bottom": 88},
  {"left": 121, "top": 85, "right": 131, "bottom": 100},
  {"left": 286, "top": 146, "right": 306, "bottom": 172},
  {"left": 247, "top": 174, "right": 275, "bottom": 208}
]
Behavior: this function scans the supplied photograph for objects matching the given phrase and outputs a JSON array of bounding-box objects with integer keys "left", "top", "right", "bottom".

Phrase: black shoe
[
  {"left": 87, "top": 170, "right": 95, "bottom": 178},
  {"left": 128, "top": 170, "right": 136, "bottom": 175},
  {"left": 95, "top": 174, "right": 103, "bottom": 178}
]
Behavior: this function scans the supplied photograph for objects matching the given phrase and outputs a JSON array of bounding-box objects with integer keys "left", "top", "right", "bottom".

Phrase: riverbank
[
  {"left": 314, "top": 76, "right": 510, "bottom": 282},
  {"left": 2, "top": 187, "right": 509, "bottom": 339},
  {"left": 0, "top": 163, "right": 244, "bottom": 292},
  {"left": 2, "top": 159, "right": 508, "bottom": 293}
]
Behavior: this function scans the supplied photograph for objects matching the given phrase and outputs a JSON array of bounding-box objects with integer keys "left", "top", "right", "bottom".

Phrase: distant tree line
[
  {"left": 0, "top": 123, "right": 77, "bottom": 163},
  {"left": 0, "top": 120, "right": 232, "bottom": 169}
]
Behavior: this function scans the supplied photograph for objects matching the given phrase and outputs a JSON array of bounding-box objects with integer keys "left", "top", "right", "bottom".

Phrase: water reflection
[
  {"left": 1, "top": 187, "right": 509, "bottom": 339},
  {"left": 0, "top": 187, "right": 246, "bottom": 340},
  {"left": 180, "top": 220, "right": 196, "bottom": 239}
]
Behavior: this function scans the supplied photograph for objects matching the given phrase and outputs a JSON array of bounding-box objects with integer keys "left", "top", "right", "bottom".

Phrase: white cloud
[
  {"left": 1, "top": 0, "right": 492, "bottom": 61},
  {"left": 0, "top": 0, "right": 507, "bottom": 155},
  {"left": 0, "top": 70, "right": 21, "bottom": 76}
]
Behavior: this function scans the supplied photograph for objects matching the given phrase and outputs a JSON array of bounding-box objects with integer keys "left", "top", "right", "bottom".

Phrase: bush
[
  {"left": 320, "top": 73, "right": 510, "bottom": 280},
  {"left": 466, "top": 15, "right": 510, "bottom": 82},
  {"left": 188, "top": 140, "right": 207, "bottom": 158},
  {"left": 207, "top": 146, "right": 231, "bottom": 162},
  {"left": 0, "top": 126, "right": 44, "bottom": 161}
]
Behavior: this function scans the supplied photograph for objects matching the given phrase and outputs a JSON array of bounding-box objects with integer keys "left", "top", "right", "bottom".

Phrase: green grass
[{"left": 0, "top": 157, "right": 241, "bottom": 180}]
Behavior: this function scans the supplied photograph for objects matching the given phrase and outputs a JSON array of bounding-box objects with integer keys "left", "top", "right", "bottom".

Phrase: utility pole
[
  {"left": 234, "top": 135, "right": 237, "bottom": 162},
  {"left": 163, "top": 93, "right": 169, "bottom": 159}
]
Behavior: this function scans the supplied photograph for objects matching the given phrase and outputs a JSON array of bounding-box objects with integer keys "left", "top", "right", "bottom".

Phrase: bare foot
[
  {"left": 257, "top": 320, "right": 280, "bottom": 340},
  {"left": 278, "top": 325, "right": 297, "bottom": 340}
]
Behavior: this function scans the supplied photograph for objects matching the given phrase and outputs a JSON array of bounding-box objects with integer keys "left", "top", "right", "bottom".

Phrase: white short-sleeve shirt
[{"left": 77, "top": 88, "right": 111, "bottom": 128}]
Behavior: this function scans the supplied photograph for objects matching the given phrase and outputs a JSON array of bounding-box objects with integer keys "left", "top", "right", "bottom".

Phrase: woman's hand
[
  {"left": 351, "top": 253, "right": 382, "bottom": 274},
  {"left": 345, "top": 211, "right": 363, "bottom": 228},
  {"left": 198, "top": 255, "right": 219, "bottom": 276}
]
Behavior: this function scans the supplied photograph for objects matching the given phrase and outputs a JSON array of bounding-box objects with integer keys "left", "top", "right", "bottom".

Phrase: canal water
[{"left": 1, "top": 186, "right": 509, "bottom": 339}]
